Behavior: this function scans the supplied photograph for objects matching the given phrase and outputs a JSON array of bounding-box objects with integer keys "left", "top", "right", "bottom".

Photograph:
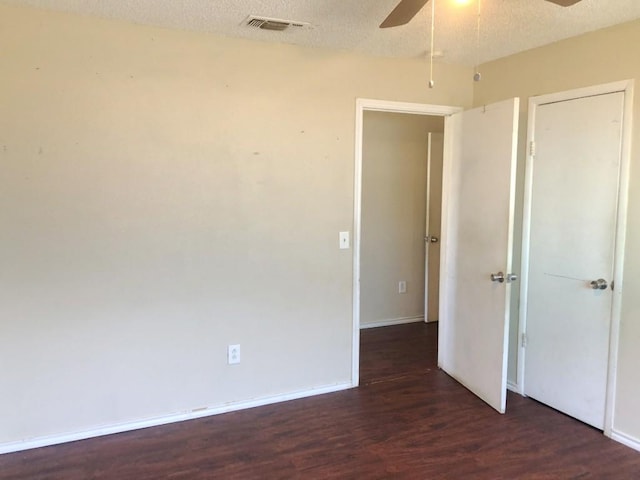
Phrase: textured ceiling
[{"left": 4, "top": 0, "right": 640, "bottom": 65}]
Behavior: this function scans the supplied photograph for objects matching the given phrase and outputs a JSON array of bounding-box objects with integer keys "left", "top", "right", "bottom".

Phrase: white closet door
[{"left": 524, "top": 92, "right": 624, "bottom": 429}]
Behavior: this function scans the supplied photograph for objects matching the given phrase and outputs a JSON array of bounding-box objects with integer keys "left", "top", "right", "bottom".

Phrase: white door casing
[
  {"left": 522, "top": 91, "right": 625, "bottom": 430},
  {"left": 438, "top": 98, "right": 520, "bottom": 414},
  {"left": 519, "top": 80, "right": 634, "bottom": 437},
  {"left": 353, "top": 99, "right": 462, "bottom": 387}
]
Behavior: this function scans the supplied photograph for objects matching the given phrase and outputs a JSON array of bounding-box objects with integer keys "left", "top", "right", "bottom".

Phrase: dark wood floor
[{"left": 2, "top": 322, "right": 638, "bottom": 479}]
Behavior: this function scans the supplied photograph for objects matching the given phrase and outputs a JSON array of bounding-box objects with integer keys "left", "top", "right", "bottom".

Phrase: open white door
[
  {"left": 439, "top": 98, "right": 519, "bottom": 414},
  {"left": 424, "top": 133, "right": 433, "bottom": 321},
  {"left": 424, "top": 133, "right": 444, "bottom": 323}
]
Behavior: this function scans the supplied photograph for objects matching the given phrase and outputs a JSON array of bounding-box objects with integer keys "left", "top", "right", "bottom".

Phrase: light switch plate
[{"left": 339, "top": 231, "right": 350, "bottom": 249}]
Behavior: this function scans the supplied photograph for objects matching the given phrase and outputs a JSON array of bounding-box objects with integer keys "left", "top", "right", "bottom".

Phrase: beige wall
[
  {"left": 0, "top": 3, "right": 473, "bottom": 447},
  {"left": 360, "top": 112, "right": 443, "bottom": 327},
  {"left": 474, "top": 19, "right": 640, "bottom": 443}
]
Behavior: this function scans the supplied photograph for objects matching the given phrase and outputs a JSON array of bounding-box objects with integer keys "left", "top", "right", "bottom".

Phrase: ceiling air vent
[{"left": 244, "top": 16, "right": 311, "bottom": 32}]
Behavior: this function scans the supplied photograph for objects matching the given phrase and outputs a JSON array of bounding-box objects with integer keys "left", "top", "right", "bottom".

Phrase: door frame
[
  {"left": 352, "top": 98, "right": 462, "bottom": 386},
  {"left": 518, "top": 80, "right": 634, "bottom": 437}
]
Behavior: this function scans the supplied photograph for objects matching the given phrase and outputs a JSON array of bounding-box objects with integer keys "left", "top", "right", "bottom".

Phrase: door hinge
[
  {"left": 529, "top": 140, "right": 536, "bottom": 157},
  {"left": 521, "top": 333, "right": 528, "bottom": 348}
]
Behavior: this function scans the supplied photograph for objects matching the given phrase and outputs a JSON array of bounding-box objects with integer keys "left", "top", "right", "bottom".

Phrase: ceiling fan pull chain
[
  {"left": 474, "top": 0, "right": 482, "bottom": 82},
  {"left": 429, "top": 0, "right": 436, "bottom": 88}
]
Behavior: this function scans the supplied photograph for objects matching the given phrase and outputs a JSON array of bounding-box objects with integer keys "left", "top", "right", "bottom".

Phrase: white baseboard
[
  {"left": 0, "top": 382, "right": 353, "bottom": 455},
  {"left": 611, "top": 429, "right": 640, "bottom": 452},
  {"left": 507, "top": 381, "right": 521, "bottom": 394},
  {"left": 360, "top": 315, "right": 424, "bottom": 329}
]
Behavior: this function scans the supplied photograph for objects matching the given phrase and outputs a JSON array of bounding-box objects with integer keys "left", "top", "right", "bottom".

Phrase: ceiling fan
[{"left": 380, "top": 0, "right": 582, "bottom": 28}]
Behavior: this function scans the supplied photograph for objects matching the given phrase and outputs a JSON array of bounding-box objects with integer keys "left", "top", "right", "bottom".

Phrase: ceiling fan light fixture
[
  {"left": 545, "top": 0, "right": 582, "bottom": 6},
  {"left": 380, "top": 0, "right": 585, "bottom": 29}
]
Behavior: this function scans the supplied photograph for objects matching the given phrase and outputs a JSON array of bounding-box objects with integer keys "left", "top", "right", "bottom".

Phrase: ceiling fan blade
[
  {"left": 544, "top": 0, "right": 582, "bottom": 6},
  {"left": 380, "top": 0, "right": 430, "bottom": 28}
]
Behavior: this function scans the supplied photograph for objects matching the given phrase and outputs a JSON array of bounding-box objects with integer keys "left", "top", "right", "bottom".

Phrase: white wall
[
  {"left": 474, "top": 19, "right": 640, "bottom": 446},
  {"left": 360, "top": 112, "right": 444, "bottom": 327},
  {"left": 0, "top": 3, "right": 473, "bottom": 449}
]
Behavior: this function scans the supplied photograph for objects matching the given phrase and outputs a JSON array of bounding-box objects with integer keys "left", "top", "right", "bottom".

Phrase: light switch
[{"left": 339, "top": 231, "right": 350, "bottom": 249}]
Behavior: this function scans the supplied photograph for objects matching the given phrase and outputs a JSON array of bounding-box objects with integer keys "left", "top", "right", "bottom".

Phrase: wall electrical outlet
[
  {"left": 228, "top": 344, "right": 241, "bottom": 365},
  {"left": 398, "top": 281, "right": 407, "bottom": 294}
]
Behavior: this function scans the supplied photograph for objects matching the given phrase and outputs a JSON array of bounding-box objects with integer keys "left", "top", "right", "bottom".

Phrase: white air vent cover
[{"left": 244, "top": 16, "right": 311, "bottom": 32}]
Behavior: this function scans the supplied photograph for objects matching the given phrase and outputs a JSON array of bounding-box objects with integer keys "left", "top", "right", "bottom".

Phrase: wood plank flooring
[{"left": 1, "top": 322, "right": 638, "bottom": 479}]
